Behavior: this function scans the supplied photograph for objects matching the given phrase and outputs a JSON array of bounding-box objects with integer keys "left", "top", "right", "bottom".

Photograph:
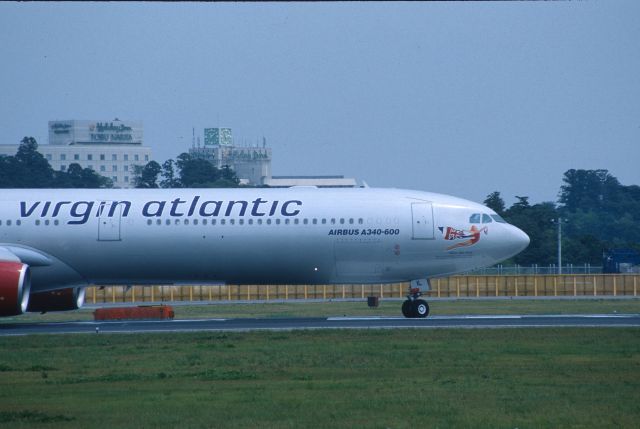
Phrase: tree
[
  {"left": 0, "top": 154, "right": 20, "bottom": 187},
  {"left": 133, "top": 161, "right": 162, "bottom": 188},
  {"left": 511, "top": 196, "right": 530, "bottom": 211},
  {"left": 160, "top": 159, "right": 181, "bottom": 188},
  {"left": 79, "top": 166, "right": 113, "bottom": 188},
  {"left": 13, "top": 137, "right": 54, "bottom": 187},
  {"left": 559, "top": 169, "right": 621, "bottom": 212},
  {"left": 502, "top": 200, "right": 558, "bottom": 265},
  {"left": 220, "top": 165, "right": 240, "bottom": 185},
  {"left": 483, "top": 191, "right": 505, "bottom": 215},
  {"left": 53, "top": 163, "right": 112, "bottom": 188},
  {"left": 176, "top": 153, "right": 221, "bottom": 187},
  {"left": 559, "top": 169, "right": 640, "bottom": 259}
]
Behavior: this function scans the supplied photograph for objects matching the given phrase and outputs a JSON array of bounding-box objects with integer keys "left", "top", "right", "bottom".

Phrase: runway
[{"left": 1, "top": 314, "right": 639, "bottom": 336}]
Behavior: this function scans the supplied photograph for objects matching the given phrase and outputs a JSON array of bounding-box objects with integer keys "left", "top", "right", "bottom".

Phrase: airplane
[{"left": 0, "top": 187, "right": 529, "bottom": 319}]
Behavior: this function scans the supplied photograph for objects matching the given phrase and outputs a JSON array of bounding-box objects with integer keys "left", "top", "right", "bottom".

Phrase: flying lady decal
[{"left": 439, "top": 225, "right": 488, "bottom": 250}]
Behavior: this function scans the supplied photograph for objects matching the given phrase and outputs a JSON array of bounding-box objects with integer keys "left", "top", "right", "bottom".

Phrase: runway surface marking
[
  {"left": 327, "top": 314, "right": 638, "bottom": 321},
  {"left": 1, "top": 314, "right": 639, "bottom": 336}
]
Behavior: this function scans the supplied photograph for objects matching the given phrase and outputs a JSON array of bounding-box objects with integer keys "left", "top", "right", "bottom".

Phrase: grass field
[
  {"left": 3, "top": 297, "right": 640, "bottom": 323},
  {"left": 1, "top": 300, "right": 639, "bottom": 427},
  {"left": 0, "top": 329, "right": 639, "bottom": 428}
]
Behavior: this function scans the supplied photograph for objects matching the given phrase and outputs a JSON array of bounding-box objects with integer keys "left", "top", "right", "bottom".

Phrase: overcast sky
[{"left": 1, "top": 2, "right": 638, "bottom": 205}]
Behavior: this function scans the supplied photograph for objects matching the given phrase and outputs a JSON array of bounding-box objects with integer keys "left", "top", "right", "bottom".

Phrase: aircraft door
[
  {"left": 411, "top": 202, "right": 434, "bottom": 240},
  {"left": 98, "top": 201, "right": 122, "bottom": 241}
]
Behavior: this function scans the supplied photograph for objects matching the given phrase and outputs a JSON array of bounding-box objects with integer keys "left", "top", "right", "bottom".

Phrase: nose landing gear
[
  {"left": 402, "top": 284, "right": 430, "bottom": 318},
  {"left": 402, "top": 280, "right": 429, "bottom": 319}
]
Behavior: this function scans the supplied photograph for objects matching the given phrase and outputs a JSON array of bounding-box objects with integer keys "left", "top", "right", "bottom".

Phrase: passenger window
[
  {"left": 275, "top": 219, "right": 280, "bottom": 225},
  {"left": 303, "top": 219, "right": 308, "bottom": 225},
  {"left": 482, "top": 214, "right": 493, "bottom": 223},
  {"left": 312, "top": 219, "right": 317, "bottom": 225},
  {"left": 267, "top": 219, "right": 272, "bottom": 225},
  {"left": 248, "top": 219, "right": 253, "bottom": 225},
  {"left": 321, "top": 219, "right": 326, "bottom": 225},
  {"left": 469, "top": 213, "right": 481, "bottom": 223},
  {"left": 258, "top": 219, "right": 263, "bottom": 225}
]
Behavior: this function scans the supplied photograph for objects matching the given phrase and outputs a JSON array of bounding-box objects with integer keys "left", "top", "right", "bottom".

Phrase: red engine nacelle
[
  {"left": 27, "top": 287, "right": 86, "bottom": 313},
  {"left": 0, "top": 261, "right": 31, "bottom": 317}
]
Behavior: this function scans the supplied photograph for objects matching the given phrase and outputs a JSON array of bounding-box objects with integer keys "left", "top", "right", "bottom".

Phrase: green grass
[
  {"left": 0, "top": 329, "right": 639, "bottom": 428},
  {"left": 2, "top": 298, "right": 639, "bottom": 323}
]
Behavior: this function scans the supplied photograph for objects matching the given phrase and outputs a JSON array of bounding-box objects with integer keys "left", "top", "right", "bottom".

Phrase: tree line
[
  {"left": 0, "top": 137, "right": 111, "bottom": 188},
  {"left": 132, "top": 153, "right": 241, "bottom": 188},
  {"left": 484, "top": 169, "right": 640, "bottom": 266},
  {"left": 0, "top": 137, "right": 241, "bottom": 189}
]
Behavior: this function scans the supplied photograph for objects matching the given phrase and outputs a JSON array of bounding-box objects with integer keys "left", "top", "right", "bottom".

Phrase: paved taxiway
[{"left": 1, "top": 314, "right": 639, "bottom": 336}]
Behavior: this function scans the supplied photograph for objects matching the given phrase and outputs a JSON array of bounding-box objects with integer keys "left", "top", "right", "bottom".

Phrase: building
[
  {"left": 264, "top": 175, "right": 358, "bottom": 188},
  {"left": 603, "top": 249, "right": 640, "bottom": 273},
  {"left": 0, "top": 119, "right": 152, "bottom": 188},
  {"left": 189, "top": 127, "right": 359, "bottom": 188},
  {"left": 189, "top": 128, "right": 272, "bottom": 186}
]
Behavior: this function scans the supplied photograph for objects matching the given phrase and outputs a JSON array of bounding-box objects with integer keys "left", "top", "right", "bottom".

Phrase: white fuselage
[{"left": 0, "top": 187, "right": 529, "bottom": 293}]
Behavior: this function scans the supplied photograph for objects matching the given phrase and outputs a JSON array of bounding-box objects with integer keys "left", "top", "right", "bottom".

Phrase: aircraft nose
[{"left": 508, "top": 226, "right": 530, "bottom": 257}]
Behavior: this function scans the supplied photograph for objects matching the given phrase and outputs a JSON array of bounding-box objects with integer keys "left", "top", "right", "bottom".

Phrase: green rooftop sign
[{"left": 204, "top": 128, "right": 233, "bottom": 146}]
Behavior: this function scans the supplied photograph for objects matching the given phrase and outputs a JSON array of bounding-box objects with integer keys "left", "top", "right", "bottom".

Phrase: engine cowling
[
  {"left": 27, "top": 287, "right": 86, "bottom": 313},
  {"left": 0, "top": 261, "right": 31, "bottom": 317}
]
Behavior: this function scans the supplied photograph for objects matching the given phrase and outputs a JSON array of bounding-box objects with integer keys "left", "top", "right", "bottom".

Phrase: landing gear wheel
[
  {"left": 413, "top": 299, "right": 429, "bottom": 318},
  {"left": 401, "top": 300, "right": 414, "bottom": 318},
  {"left": 401, "top": 284, "right": 430, "bottom": 318}
]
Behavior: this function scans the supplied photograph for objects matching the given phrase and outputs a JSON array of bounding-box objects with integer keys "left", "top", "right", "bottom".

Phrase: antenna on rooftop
[{"left": 192, "top": 127, "right": 195, "bottom": 149}]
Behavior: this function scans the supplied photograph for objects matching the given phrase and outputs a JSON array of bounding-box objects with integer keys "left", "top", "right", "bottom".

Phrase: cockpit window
[
  {"left": 469, "top": 213, "right": 481, "bottom": 223},
  {"left": 491, "top": 214, "right": 507, "bottom": 223},
  {"left": 482, "top": 214, "right": 493, "bottom": 223}
]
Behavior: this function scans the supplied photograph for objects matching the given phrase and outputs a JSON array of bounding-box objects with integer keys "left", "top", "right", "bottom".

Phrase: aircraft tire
[
  {"left": 414, "top": 300, "right": 429, "bottom": 318},
  {"left": 401, "top": 300, "right": 414, "bottom": 318}
]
